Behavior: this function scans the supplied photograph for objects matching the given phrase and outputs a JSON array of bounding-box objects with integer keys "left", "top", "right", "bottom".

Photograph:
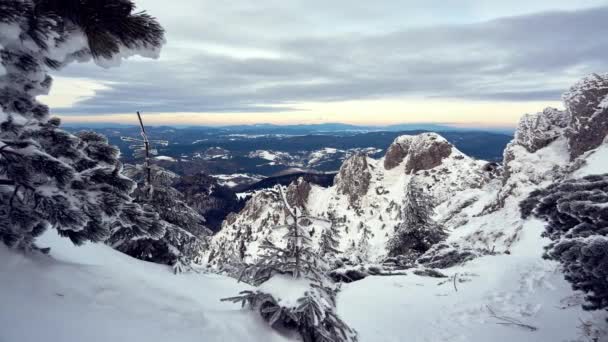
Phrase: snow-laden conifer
[
  {"left": 0, "top": 0, "right": 165, "bottom": 250},
  {"left": 109, "top": 113, "right": 211, "bottom": 270},
  {"left": 386, "top": 178, "right": 447, "bottom": 258},
  {"left": 317, "top": 211, "right": 342, "bottom": 265}
]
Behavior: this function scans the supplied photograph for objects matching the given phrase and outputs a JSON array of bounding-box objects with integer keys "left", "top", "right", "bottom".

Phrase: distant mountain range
[{"left": 63, "top": 122, "right": 515, "bottom": 134}]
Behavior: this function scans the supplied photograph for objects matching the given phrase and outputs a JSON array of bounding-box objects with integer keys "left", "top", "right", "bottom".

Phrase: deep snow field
[{"left": 1, "top": 220, "right": 605, "bottom": 342}]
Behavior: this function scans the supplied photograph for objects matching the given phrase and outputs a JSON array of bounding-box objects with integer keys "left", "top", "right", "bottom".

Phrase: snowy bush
[
  {"left": 522, "top": 174, "right": 608, "bottom": 312},
  {"left": 223, "top": 186, "right": 357, "bottom": 342},
  {"left": 0, "top": 0, "right": 165, "bottom": 250}
]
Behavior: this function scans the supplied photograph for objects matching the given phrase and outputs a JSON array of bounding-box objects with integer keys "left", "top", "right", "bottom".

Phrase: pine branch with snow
[
  {"left": 0, "top": 0, "right": 165, "bottom": 250},
  {"left": 522, "top": 173, "right": 608, "bottom": 312}
]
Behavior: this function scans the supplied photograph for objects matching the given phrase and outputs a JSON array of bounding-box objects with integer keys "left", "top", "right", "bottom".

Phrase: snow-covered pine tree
[
  {"left": 387, "top": 178, "right": 447, "bottom": 258},
  {"left": 0, "top": 0, "right": 165, "bottom": 250},
  {"left": 223, "top": 186, "right": 357, "bottom": 342},
  {"left": 521, "top": 174, "right": 608, "bottom": 313},
  {"left": 356, "top": 224, "right": 372, "bottom": 262},
  {"left": 317, "top": 211, "right": 342, "bottom": 264},
  {"left": 109, "top": 113, "right": 211, "bottom": 271}
]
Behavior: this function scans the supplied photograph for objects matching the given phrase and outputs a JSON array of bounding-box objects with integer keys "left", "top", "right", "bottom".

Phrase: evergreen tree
[
  {"left": 317, "top": 211, "right": 342, "bottom": 263},
  {"left": 108, "top": 113, "right": 211, "bottom": 271},
  {"left": 109, "top": 163, "right": 212, "bottom": 270},
  {"left": 223, "top": 186, "right": 357, "bottom": 342},
  {"left": 356, "top": 224, "right": 372, "bottom": 262},
  {"left": 522, "top": 174, "right": 608, "bottom": 313},
  {"left": 387, "top": 178, "right": 447, "bottom": 257},
  {"left": 0, "top": 0, "right": 165, "bottom": 250}
]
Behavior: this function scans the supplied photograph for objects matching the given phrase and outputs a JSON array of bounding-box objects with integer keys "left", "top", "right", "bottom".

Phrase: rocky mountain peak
[
  {"left": 513, "top": 107, "right": 570, "bottom": 153},
  {"left": 334, "top": 152, "right": 372, "bottom": 206},
  {"left": 383, "top": 133, "right": 453, "bottom": 174},
  {"left": 563, "top": 73, "right": 608, "bottom": 159}
]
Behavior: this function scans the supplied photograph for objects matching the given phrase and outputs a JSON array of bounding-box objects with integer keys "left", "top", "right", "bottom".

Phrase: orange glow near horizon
[{"left": 55, "top": 98, "right": 563, "bottom": 128}]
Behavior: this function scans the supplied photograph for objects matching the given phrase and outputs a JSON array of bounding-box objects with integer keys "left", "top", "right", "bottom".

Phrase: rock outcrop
[
  {"left": 286, "top": 177, "right": 312, "bottom": 210},
  {"left": 563, "top": 73, "right": 608, "bottom": 159},
  {"left": 334, "top": 153, "right": 372, "bottom": 206},
  {"left": 383, "top": 133, "right": 453, "bottom": 174},
  {"left": 514, "top": 107, "right": 570, "bottom": 153},
  {"left": 383, "top": 138, "right": 411, "bottom": 170}
]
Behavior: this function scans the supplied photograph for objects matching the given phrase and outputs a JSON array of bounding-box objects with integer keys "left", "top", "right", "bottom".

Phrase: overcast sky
[{"left": 43, "top": 0, "right": 608, "bottom": 127}]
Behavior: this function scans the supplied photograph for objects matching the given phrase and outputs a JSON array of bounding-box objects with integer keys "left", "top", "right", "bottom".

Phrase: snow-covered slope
[
  {"left": 0, "top": 231, "right": 287, "bottom": 342},
  {"left": 340, "top": 220, "right": 607, "bottom": 342}
]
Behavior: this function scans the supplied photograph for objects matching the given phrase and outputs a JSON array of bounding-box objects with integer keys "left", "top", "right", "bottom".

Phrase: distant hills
[{"left": 63, "top": 122, "right": 515, "bottom": 135}]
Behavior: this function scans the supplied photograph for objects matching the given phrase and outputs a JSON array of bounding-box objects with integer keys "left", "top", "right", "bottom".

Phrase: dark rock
[
  {"left": 286, "top": 177, "right": 312, "bottom": 210},
  {"left": 563, "top": 73, "right": 608, "bottom": 160},
  {"left": 413, "top": 268, "right": 448, "bottom": 278},
  {"left": 514, "top": 107, "right": 570, "bottom": 153},
  {"left": 381, "top": 254, "right": 418, "bottom": 270},
  {"left": 328, "top": 268, "right": 368, "bottom": 283},
  {"left": 335, "top": 153, "right": 371, "bottom": 207},
  {"left": 404, "top": 134, "right": 453, "bottom": 174},
  {"left": 384, "top": 138, "right": 411, "bottom": 170},
  {"left": 383, "top": 133, "right": 454, "bottom": 174},
  {"left": 417, "top": 243, "right": 484, "bottom": 269}
]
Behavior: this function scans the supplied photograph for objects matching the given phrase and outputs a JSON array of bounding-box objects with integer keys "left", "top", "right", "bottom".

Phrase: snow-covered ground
[
  {"left": 154, "top": 155, "right": 176, "bottom": 162},
  {"left": 340, "top": 220, "right": 607, "bottom": 342},
  {"left": 573, "top": 140, "right": 608, "bottom": 177},
  {"left": 0, "top": 231, "right": 287, "bottom": 342},
  {"left": 2, "top": 221, "right": 604, "bottom": 342}
]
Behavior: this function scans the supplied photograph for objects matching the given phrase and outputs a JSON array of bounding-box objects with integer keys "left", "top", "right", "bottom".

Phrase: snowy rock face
[
  {"left": 285, "top": 177, "right": 312, "bottom": 210},
  {"left": 514, "top": 107, "right": 570, "bottom": 153},
  {"left": 493, "top": 74, "right": 608, "bottom": 213},
  {"left": 383, "top": 138, "right": 411, "bottom": 170},
  {"left": 334, "top": 153, "right": 372, "bottom": 207},
  {"left": 383, "top": 133, "right": 453, "bottom": 173},
  {"left": 206, "top": 133, "right": 493, "bottom": 266},
  {"left": 563, "top": 73, "right": 608, "bottom": 159}
]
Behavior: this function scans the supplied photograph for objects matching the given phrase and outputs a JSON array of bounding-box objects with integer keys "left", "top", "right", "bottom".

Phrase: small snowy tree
[
  {"left": 317, "top": 211, "right": 342, "bottom": 264},
  {"left": 223, "top": 186, "right": 357, "bottom": 342},
  {"left": 0, "top": 0, "right": 165, "bottom": 250},
  {"left": 387, "top": 179, "right": 447, "bottom": 258},
  {"left": 522, "top": 174, "right": 608, "bottom": 313}
]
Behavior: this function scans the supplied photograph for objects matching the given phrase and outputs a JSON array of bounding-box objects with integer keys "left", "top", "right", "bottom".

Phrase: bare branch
[{"left": 486, "top": 305, "right": 538, "bottom": 332}]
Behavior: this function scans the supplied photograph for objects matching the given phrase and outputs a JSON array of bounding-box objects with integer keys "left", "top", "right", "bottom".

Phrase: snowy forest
[{"left": 1, "top": 1, "right": 608, "bottom": 342}]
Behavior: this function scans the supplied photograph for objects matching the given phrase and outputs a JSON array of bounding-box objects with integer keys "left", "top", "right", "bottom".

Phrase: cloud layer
[{"left": 51, "top": 2, "right": 608, "bottom": 118}]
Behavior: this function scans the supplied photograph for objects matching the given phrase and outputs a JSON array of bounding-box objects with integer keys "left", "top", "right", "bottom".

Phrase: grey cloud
[{"left": 53, "top": 5, "right": 608, "bottom": 116}]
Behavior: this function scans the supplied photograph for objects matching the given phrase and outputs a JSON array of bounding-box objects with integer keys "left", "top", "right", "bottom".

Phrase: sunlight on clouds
[
  {"left": 58, "top": 97, "right": 563, "bottom": 127},
  {"left": 40, "top": 77, "right": 110, "bottom": 109}
]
